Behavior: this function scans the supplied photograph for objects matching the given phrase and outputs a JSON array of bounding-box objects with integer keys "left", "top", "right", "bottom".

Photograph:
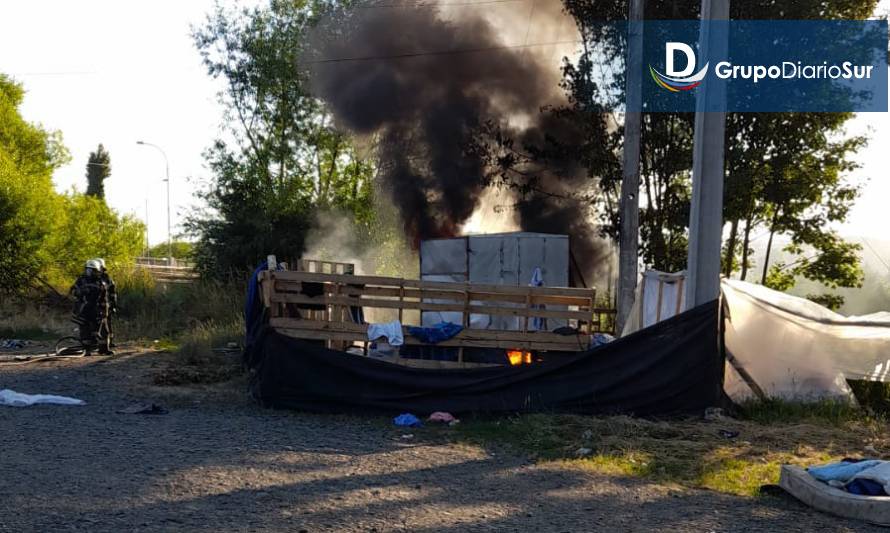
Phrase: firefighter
[
  {"left": 94, "top": 258, "right": 117, "bottom": 348},
  {"left": 69, "top": 259, "right": 112, "bottom": 356}
]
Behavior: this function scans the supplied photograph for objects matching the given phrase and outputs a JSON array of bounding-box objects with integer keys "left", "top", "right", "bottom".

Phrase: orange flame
[{"left": 507, "top": 350, "right": 532, "bottom": 366}]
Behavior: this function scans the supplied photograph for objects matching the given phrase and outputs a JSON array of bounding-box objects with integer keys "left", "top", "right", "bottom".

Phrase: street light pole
[{"left": 136, "top": 141, "right": 172, "bottom": 265}]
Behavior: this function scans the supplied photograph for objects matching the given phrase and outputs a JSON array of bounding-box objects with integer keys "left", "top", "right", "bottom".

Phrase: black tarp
[{"left": 244, "top": 300, "right": 725, "bottom": 416}]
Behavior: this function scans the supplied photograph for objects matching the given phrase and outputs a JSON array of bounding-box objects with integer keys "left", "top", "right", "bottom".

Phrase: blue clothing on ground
[
  {"left": 407, "top": 322, "right": 464, "bottom": 344},
  {"left": 808, "top": 460, "right": 884, "bottom": 483},
  {"left": 847, "top": 478, "right": 887, "bottom": 496},
  {"left": 394, "top": 413, "right": 423, "bottom": 427}
]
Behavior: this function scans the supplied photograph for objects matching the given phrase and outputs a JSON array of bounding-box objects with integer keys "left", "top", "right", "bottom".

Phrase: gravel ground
[{"left": 0, "top": 349, "right": 881, "bottom": 532}]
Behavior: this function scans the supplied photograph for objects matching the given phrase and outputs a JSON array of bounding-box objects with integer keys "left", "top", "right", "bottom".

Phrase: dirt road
[{"left": 0, "top": 350, "right": 877, "bottom": 532}]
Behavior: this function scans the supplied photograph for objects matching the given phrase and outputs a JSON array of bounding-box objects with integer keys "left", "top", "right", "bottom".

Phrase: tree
[
  {"left": 188, "top": 0, "right": 376, "bottom": 277},
  {"left": 0, "top": 74, "right": 145, "bottom": 293},
  {"left": 86, "top": 144, "right": 111, "bottom": 198},
  {"left": 476, "top": 0, "right": 874, "bottom": 302},
  {"left": 0, "top": 74, "right": 69, "bottom": 292},
  {"left": 45, "top": 194, "right": 146, "bottom": 282}
]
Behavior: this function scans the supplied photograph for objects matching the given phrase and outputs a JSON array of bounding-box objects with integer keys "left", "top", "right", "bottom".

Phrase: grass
[
  {"left": 153, "top": 318, "right": 244, "bottom": 386},
  {"left": 455, "top": 405, "right": 888, "bottom": 497}
]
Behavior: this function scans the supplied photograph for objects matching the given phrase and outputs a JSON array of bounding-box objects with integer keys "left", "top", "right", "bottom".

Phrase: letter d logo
[
  {"left": 666, "top": 42, "right": 696, "bottom": 77},
  {"left": 649, "top": 42, "right": 709, "bottom": 92}
]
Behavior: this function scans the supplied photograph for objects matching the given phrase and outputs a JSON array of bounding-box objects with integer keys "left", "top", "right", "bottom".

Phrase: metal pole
[
  {"left": 617, "top": 0, "right": 644, "bottom": 335},
  {"left": 165, "top": 159, "right": 171, "bottom": 266},
  {"left": 685, "top": 0, "right": 729, "bottom": 309},
  {"left": 145, "top": 197, "right": 150, "bottom": 258},
  {"left": 136, "top": 141, "right": 172, "bottom": 266}
]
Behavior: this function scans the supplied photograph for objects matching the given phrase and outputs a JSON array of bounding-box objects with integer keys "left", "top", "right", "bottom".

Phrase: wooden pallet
[{"left": 260, "top": 270, "right": 612, "bottom": 355}]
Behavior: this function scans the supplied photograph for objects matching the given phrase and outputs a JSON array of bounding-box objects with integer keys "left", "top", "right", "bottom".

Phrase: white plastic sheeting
[
  {"left": 620, "top": 270, "right": 687, "bottom": 336},
  {"left": 722, "top": 279, "right": 890, "bottom": 401},
  {"left": 622, "top": 272, "right": 890, "bottom": 400},
  {"left": 419, "top": 233, "right": 570, "bottom": 330}
]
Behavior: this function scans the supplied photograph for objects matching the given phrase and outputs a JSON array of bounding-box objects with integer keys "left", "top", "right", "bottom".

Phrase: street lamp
[{"left": 136, "top": 141, "right": 172, "bottom": 265}]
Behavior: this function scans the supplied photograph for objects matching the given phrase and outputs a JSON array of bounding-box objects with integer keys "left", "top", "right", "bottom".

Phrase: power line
[
  {"left": 8, "top": 71, "right": 97, "bottom": 77},
  {"left": 522, "top": 0, "right": 537, "bottom": 47},
  {"left": 862, "top": 237, "right": 890, "bottom": 273},
  {"left": 356, "top": 0, "right": 525, "bottom": 8},
  {"left": 306, "top": 38, "right": 581, "bottom": 64}
]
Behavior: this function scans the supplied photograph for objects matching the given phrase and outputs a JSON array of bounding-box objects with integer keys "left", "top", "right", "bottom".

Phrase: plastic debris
[
  {"left": 718, "top": 429, "right": 740, "bottom": 439},
  {"left": 428, "top": 411, "right": 457, "bottom": 424},
  {"left": 0, "top": 389, "right": 85, "bottom": 407},
  {"left": 394, "top": 413, "right": 423, "bottom": 427}
]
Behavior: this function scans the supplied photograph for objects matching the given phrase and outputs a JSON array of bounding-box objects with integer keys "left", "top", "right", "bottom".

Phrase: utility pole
[
  {"left": 617, "top": 0, "right": 644, "bottom": 335},
  {"left": 685, "top": 0, "right": 729, "bottom": 308}
]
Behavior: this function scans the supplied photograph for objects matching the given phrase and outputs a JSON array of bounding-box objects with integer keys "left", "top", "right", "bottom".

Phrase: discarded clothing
[
  {"left": 369, "top": 341, "right": 398, "bottom": 358},
  {"left": 0, "top": 339, "right": 27, "bottom": 349},
  {"left": 428, "top": 411, "right": 457, "bottom": 423},
  {"left": 808, "top": 460, "right": 884, "bottom": 483},
  {"left": 394, "top": 413, "right": 422, "bottom": 427},
  {"left": 0, "top": 389, "right": 85, "bottom": 407},
  {"left": 116, "top": 402, "right": 168, "bottom": 415},
  {"left": 847, "top": 478, "right": 886, "bottom": 496},
  {"left": 591, "top": 333, "right": 615, "bottom": 348},
  {"left": 368, "top": 321, "right": 404, "bottom": 347},
  {"left": 849, "top": 461, "right": 890, "bottom": 495},
  {"left": 407, "top": 322, "right": 463, "bottom": 344}
]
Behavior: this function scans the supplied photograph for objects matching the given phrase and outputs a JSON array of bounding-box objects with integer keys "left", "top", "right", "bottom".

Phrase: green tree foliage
[
  {"left": 0, "top": 74, "right": 145, "bottom": 293},
  {"left": 147, "top": 240, "right": 194, "bottom": 260},
  {"left": 44, "top": 194, "right": 146, "bottom": 281},
  {"left": 479, "top": 0, "right": 873, "bottom": 299},
  {"left": 189, "top": 0, "right": 375, "bottom": 277},
  {"left": 85, "top": 143, "right": 111, "bottom": 198}
]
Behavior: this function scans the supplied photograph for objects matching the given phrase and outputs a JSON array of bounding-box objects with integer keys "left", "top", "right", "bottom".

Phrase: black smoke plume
[{"left": 308, "top": 1, "right": 610, "bottom": 281}]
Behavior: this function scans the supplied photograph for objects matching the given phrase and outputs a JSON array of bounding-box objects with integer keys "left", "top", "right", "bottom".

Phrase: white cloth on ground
[
  {"left": 368, "top": 320, "right": 404, "bottom": 347},
  {"left": 0, "top": 389, "right": 85, "bottom": 407}
]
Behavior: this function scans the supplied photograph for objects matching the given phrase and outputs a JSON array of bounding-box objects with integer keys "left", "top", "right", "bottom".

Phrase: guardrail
[{"left": 134, "top": 257, "right": 198, "bottom": 283}]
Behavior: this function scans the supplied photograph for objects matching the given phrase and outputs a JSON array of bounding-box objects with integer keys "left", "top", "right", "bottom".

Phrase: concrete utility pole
[
  {"left": 616, "top": 0, "right": 644, "bottom": 335},
  {"left": 685, "top": 0, "right": 730, "bottom": 309}
]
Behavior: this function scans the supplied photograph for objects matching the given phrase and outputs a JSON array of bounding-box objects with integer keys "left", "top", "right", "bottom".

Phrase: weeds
[
  {"left": 0, "top": 298, "right": 73, "bottom": 339},
  {"left": 114, "top": 269, "right": 243, "bottom": 341},
  {"left": 456, "top": 404, "right": 888, "bottom": 497},
  {"left": 153, "top": 318, "right": 244, "bottom": 386}
]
